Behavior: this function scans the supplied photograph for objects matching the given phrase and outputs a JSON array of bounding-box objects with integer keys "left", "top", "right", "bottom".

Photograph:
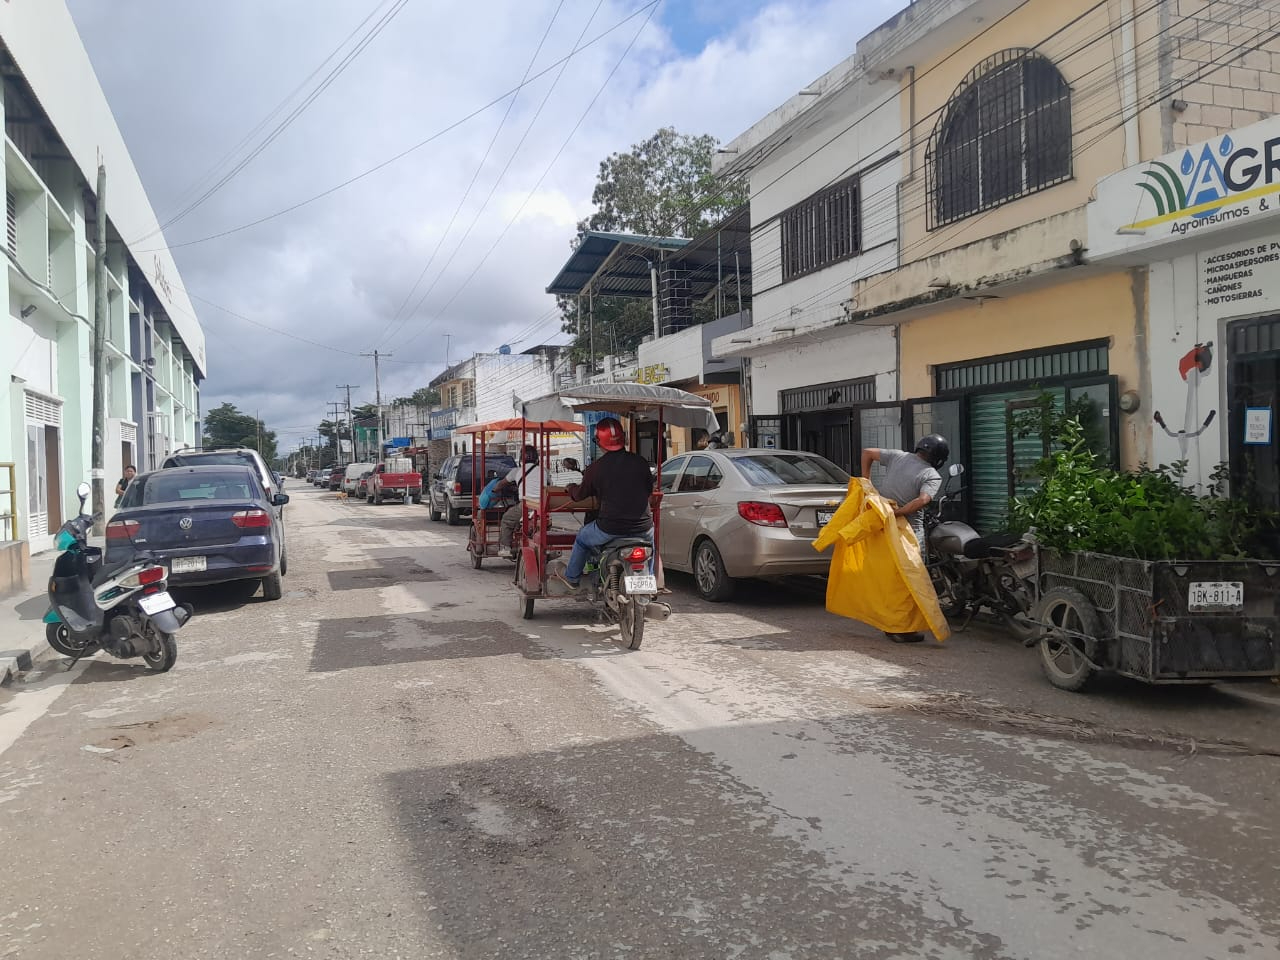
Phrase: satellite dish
[{"left": 498, "top": 344, "right": 511, "bottom": 355}]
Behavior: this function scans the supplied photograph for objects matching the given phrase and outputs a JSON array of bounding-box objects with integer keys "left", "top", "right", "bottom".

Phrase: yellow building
[{"left": 716, "top": 0, "right": 1280, "bottom": 530}]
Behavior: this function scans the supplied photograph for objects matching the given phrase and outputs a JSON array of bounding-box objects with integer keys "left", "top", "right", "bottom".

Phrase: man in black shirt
[{"left": 556, "top": 417, "right": 654, "bottom": 589}]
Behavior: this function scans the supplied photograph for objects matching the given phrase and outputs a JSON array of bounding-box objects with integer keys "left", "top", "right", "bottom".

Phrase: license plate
[
  {"left": 624, "top": 575, "right": 657, "bottom": 594},
  {"left": 138, "top": 591, "right": 176, "bottom": 615},
  {"left": 171, "top": 556, "right": 207, "bottom": 574},
  {"left": 817, "top": 509, "right": 835, "bottom": 527},
  {"left": 1188, "top": 581, "right": 1243, "bottom": 611}
]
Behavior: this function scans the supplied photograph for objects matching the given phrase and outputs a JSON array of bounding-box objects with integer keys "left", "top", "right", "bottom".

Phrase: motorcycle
[
  {"left": 43, "top": 482, "right": 190, "bottom": 672},
  {"left": 924, "top": 464, "right": 1037, "bottom": 640},
  {"left": 580, "top": 537, "right": 670, "bottom": 650}
]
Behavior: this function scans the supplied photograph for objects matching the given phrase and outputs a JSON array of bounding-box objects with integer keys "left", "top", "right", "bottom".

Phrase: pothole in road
[
  {"left": 310, "top": 617, "right": 533, "bottom": 672},
  {"left": 426, "top": 776, "right": 567, "bottom": 862},
  {"left": 327, "top": 555, "right": 444, "bottom": 591}
]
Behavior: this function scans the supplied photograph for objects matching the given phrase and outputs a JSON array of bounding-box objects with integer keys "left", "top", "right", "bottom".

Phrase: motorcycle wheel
[
  {"left": 619, "top": 595, "right": 644, "bottom": 650},
  {"left": 46, "top": 621, "right": 93, "bottom": 657},
  {"left": 929, "top": 567, "right": 967, "bottom": 619},
  {"left": 142, "top": 632, "right": 177, "bottom": 673}
]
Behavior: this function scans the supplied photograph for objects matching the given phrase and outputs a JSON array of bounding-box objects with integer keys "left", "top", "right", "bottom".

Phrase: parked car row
[
  {"left": 111, "top": 446, "right": 290, "bottom": 601},
  {"left": 305, "top": 457, "right": 425, "bottom": 505}
]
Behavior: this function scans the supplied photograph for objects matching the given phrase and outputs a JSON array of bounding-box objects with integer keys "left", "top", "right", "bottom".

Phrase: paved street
[{"left": 2, "top": 486, "right": 1279, "bottom": 960}]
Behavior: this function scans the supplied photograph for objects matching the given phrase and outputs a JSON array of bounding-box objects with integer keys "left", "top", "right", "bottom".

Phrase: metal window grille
[
  {"left": 780, "top": 377, "right": 875, "bottom": 413},
  {"left": 780, "top": 174, "right": 861, "bottom": 282},
  {"left": 6, "top": 189, "right": 15, "bottom": 254},
  {"left": 927, "top": 49, "right": 1072, "bottom": 230},
  {"left": 934, "top": 341, "right": 1107, "bottom": 393}
]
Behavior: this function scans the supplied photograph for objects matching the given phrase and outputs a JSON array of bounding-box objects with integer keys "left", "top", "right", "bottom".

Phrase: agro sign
[{"left": 1090, "top": 116, "right": 1280, "bottom": 259}]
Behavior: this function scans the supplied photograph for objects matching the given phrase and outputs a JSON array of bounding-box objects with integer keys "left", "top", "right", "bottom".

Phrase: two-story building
[
  {"left": 0, "top": 1, "right": 204, "bottom": 565},
  {"left": 715, "top": 0, "right": 1280, "bottom": 530}
]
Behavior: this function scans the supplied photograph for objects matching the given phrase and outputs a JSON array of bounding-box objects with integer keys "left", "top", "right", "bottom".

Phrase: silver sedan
[{"left": 658, "top": 448, "right": 850, "bottom": 602}]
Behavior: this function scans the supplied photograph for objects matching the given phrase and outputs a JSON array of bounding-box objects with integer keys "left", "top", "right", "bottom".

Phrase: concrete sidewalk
[{"left": 0, "top": 545, "right": 58, "bottom": 684}]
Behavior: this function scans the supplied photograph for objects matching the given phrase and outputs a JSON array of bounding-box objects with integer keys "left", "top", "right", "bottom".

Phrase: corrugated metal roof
[{"left": 545, "top": 231, "right": 689, "bottom": 297}]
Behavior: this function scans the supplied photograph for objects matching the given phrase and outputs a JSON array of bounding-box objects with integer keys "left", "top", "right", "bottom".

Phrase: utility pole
[
  {"left": 336, "top": 383, "right": 359, "bottom": 463},
  {"left": 327, "top": 402, "right": 344, "bottom": 461},
  {"left": 361, "top": 351, "right": 391, "bottom": 461},
  {"left": 90, "top": 164, "right": 108, "bottom": 535}
]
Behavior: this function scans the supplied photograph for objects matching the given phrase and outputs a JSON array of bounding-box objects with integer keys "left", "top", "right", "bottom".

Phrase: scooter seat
[{"left": 962, "top": 532, "right": 1024, "bottom": 560}]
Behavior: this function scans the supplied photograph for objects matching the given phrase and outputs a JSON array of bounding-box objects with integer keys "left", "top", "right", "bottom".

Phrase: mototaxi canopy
[
  {"left": 454, "top": 418, "right": 584, "bottom": 436},
  {"left": 520, "top": 383, "right": 719, "bottom": 433}
]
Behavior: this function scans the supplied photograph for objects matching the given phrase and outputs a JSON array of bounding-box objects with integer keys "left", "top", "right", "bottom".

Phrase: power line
[
  {"left": 373, "top": 0, "right": 568, "bottom": 348},
  {"left": 143, "top": 0, "right": 403, "bottom": 240},
  {"left": 397, "top": 0, "right": 658, "bottom": 352},
  {"left": 377, "top": 0, "right": 607, "bottom": 348},
  {"left": 130, "top": 1, "right": 661, "bottom": 254}
]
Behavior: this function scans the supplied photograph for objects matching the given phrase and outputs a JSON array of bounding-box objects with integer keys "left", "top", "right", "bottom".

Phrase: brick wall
[{"left": 1169, "top": 0, "right": 1280, "bottom": 147}]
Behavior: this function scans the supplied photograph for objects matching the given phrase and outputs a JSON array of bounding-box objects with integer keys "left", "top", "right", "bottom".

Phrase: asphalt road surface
[{"left": 2, "top": 486, "right": 1278, "bottom": 959}]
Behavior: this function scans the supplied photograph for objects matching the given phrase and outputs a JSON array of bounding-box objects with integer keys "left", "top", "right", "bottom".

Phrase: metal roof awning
[{"left": 545, "top": 231, "right": 689, "bottom": 298}]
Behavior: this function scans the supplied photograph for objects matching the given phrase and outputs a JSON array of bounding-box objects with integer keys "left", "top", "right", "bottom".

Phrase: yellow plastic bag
[{"left": 813, "top": 478, "right": 950, "bottom": 641}]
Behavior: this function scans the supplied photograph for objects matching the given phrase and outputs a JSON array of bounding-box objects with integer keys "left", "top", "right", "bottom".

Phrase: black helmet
[
  {"left": 915, "top": 434, "right": 950, "bottom": 469},
  {"left": 521, "top": 444, "right": 538, "bottom": 464}
]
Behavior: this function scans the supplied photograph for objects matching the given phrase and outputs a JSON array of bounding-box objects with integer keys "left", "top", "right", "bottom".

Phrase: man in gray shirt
[{"left": 860, "top": 434, "right": 950, "bottom": 642}]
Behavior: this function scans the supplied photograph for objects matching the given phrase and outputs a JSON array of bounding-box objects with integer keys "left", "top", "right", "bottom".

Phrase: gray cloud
[{"left": 66, "top": 0, "right": 904, "bottom": 451}]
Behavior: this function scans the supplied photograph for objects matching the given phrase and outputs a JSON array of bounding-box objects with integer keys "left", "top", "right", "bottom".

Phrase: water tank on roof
[{"left": 498, "top": 344, "right": 512, "bottom": 355}]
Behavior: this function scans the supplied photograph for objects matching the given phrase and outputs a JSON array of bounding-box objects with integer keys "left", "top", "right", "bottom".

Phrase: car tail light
[
  {"left": 737, "top": 501, "right": 788, "bottom": 527},
  {"left": 231, "top": 509, "right": 272, "bottom": 528},
  {"left": 121, "top": 565, "right": 167, "bottom": 588},
  {"left": 452, "top": 482, "right": 463, "bottom": 495},
  {"left": 106, "top": 519, "right": 139, "bottom": 540}
]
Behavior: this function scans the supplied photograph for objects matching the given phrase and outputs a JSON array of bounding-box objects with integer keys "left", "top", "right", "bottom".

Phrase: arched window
[{"left": 927, "top": 49, "right": 1072, "bottom": 229}]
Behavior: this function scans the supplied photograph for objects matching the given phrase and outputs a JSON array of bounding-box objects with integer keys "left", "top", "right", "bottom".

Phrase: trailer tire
[{"left": 1035, "top": 586, "right": 1100, "bottom": 692}]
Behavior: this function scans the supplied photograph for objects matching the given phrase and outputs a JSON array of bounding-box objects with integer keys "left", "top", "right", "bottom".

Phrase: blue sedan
[{"left": 107, "top": 464, "right": 289, "bottom": 600}]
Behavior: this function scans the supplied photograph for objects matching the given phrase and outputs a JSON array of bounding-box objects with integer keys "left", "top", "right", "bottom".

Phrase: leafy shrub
[{"left": 1009, "top": 419, "right": 1276, "bottom": 561}]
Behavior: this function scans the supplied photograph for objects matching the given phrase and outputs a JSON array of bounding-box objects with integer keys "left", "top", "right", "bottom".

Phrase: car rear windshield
[
  {"left": 462, "top": 457, "right": 515, "bottom": 479},
  {"left": 167, "top": 452, "right": 252, "bottom": 467},
  {"left": 127, "top": 470, "right": 260, "bottom": 506},
  {"left": 731, "top": 454, "right": 849, "bottom": 486}
]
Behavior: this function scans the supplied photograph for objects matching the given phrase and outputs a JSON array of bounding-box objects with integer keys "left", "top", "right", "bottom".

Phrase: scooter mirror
[
  {"left": 948, "top": 463, "right": 966, "bottom": 478},
  {"left": 76, "top": 481, "right": 90, "bottom": 501}
]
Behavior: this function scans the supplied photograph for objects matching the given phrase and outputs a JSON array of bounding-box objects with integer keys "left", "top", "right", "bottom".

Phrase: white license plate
[
  {"left": 1188, "top": 581, "right": 1243, "bottom": 611},
  {"left": 138, "top": 591, "right": 176, "bottom": 615},
  {"left": 817, "top": 509, "right": 835, "bottom": 527},
  {"left": 624, "top": 575, "right": 657, "bottom": 594},
  {"left": 171, "top": 556, "right": 207, "bottom": 574}
]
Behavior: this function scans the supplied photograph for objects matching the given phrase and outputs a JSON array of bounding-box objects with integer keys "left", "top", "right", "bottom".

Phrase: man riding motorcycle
[
  {"left": 860, "top": 433, "right": 950, "bottom": 643},
  {"left": 553, "top": 417, "right": 655, "bottom": 591}
]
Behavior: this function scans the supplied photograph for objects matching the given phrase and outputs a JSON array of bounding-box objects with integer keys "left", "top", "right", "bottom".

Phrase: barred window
[
  {"left": 927, "top": 49, "right": 1072, "bottom": 229},
  {"left": 780, "top": 175, "right": 860, "bottom": 281}
]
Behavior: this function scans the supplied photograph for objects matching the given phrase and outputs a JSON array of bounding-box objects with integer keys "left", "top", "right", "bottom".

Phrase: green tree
[
  {"left": 563, "top": 127, "right": 747, "bottom": 363},
  {"left": 203, "top": 402, "right": 277, "bottom": 461},
  {"left": 390, "top": 387, "right": 440, "bottom": 407}
]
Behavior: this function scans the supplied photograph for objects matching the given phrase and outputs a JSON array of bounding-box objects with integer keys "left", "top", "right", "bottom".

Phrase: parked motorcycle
[
  {"left": 924, "top": 464, "right": 1037, "bottom": 640},
  {"left": 43, "top": 482, "right": 190, "bottom": 672}
]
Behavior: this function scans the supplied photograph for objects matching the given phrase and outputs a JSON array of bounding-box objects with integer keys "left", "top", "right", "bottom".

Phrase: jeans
[{"left": 565, "top": 523, "right": 652, "bottom": 583}]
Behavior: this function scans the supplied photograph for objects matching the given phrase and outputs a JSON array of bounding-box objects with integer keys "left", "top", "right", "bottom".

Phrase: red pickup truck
[{"left": 368, "top": 457, "right": 422, "bottom": 505}]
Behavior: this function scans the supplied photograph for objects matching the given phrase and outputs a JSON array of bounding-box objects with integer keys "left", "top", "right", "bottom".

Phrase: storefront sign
[
  {"left": 1198, "top": 239, "right": 1280, "bottom": 321},
  {"left": 1245, "top": 407, "right": 1273, "bottom": 445},
  {"left": 634, "top": 364, "right": 669, "bottom": 385},
  {"left": 1090, "top": 116, "right": 1280, "bottom": 260}
]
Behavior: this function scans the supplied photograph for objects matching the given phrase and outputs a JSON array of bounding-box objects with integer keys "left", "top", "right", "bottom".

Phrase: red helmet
[{"left": 594, "top": 417, "right": 625, "bottom": 452}]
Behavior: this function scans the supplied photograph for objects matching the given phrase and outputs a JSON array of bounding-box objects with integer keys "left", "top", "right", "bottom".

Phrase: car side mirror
[{"left": 272, "top": 494, "right": 290, "bottom": 506}]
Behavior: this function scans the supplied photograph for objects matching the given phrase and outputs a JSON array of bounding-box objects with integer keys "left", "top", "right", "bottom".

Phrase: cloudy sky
[{"left": 67, "top": 0, "right": 906, "bottom": 453}]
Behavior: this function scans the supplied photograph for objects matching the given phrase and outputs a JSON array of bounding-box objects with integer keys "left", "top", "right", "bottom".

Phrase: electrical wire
[
  {"left": 372, "top": 0, "right": 568, "bottom": 347},
  {"left": 130, "top": 1, "right": 661, "bottom": 255}
]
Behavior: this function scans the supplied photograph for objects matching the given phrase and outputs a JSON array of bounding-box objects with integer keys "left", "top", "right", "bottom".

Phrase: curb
[{"left": 0, "top": 636, "right": 45, "bottom": 686}]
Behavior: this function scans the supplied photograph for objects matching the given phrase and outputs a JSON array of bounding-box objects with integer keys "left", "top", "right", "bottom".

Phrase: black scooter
[{"left": 43, "top": 482, "right": 190, "bottom": 672}]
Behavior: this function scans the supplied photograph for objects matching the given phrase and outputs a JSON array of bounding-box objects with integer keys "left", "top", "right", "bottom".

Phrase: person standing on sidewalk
[{"left": 859, "top": 434, "right": 949, "bottom": 642}]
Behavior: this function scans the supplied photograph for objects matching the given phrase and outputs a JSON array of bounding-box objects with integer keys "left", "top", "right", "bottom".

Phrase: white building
[
  {"left": 708, "top": 24, "right": 904, "bottom": 471},
  {"left": 0, "top": 2, "right": 205, "bottom": 561}
]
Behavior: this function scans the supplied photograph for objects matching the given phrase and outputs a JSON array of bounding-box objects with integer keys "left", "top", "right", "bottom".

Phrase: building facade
[
  {"left": 0, "top": 2, "right": 204, "bottom": 555},
  {"left": 715, "top": 0, "right": 1280, "bottom": 530}
]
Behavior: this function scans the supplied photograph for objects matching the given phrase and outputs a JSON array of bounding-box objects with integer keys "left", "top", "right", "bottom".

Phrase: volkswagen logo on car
[{"left": 179, "top": 517, "right": 193, "bottom": 530}]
